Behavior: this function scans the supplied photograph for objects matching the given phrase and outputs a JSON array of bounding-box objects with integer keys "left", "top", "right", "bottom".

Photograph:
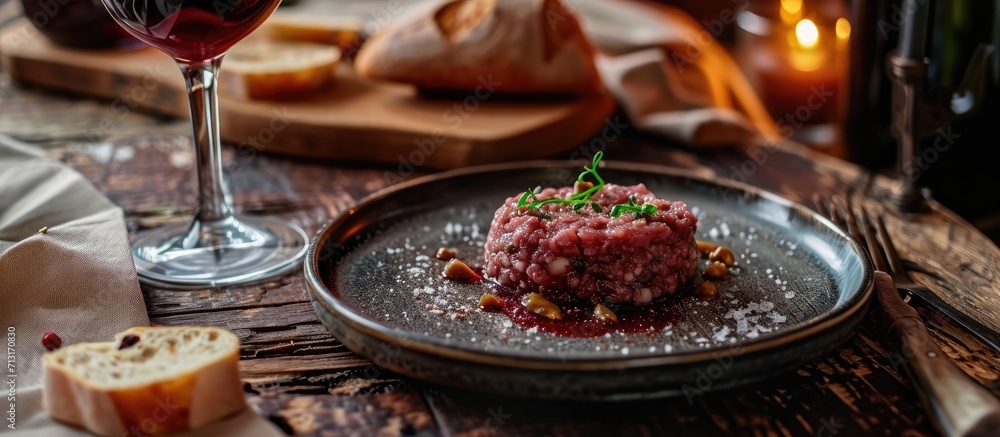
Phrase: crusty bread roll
[
  {"left": 355, "top": 0, "right": 603, "bottom": 95},
  {"left": 220, "top": 41, "right": 341, "bottom": 100},
  {"left": 43, "top": 327, "right": 245, "bottom": 436}
]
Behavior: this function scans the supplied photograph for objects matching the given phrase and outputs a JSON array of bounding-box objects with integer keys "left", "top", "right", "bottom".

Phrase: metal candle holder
[
  {"left": 888, "top": 54, "right": 934, "bottom": 214},
  {"left": 887, "top": 48, "right": 994, "bottom": 214},
  {"left": 887, "top": 0, "right": 993, "bottom": 215}
]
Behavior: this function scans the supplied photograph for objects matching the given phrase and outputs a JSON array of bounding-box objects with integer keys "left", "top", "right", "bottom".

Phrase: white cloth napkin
[
  {"left": 579, "top": 0, "right": 780, "bottom": 147},
  {"left": 0, "top": 134, "right": 282, "bottom": 436}
]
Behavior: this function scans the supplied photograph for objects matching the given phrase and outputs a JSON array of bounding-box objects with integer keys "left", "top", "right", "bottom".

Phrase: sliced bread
[
  {"left": 220, "top": 41, "right": 341, "bottom": 100},
  {"left": 43, "top": 326, "right": 245, "bottom": 436}
]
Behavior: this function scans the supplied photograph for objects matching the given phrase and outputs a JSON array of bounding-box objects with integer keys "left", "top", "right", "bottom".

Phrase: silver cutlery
[{"left": 818, "top": 194, "right": 1000, "bottom": 437}]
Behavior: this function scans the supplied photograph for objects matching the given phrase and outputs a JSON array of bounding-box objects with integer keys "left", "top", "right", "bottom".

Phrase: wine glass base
[{"left": 132, "top": 215, "right": 307, "bottom": 289}]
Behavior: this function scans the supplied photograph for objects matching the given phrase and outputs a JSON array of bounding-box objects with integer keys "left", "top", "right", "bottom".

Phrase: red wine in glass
[
  {"left": 100, "top": 0, "right": 306, "bottom": 288},
  {"left": 105, "top": 0, "right": 281, "bottom": 63}
]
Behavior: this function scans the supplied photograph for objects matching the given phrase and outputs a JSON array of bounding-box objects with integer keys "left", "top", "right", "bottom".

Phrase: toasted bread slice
[
  {"left": 43, "top": 327, "right": 244, "bottom": 436},
  {"left": 221, "top": 41, "right": 341, "bottom": 100},
  {"left": 263, "top": 14, "right": 362, "bottom": 53}
]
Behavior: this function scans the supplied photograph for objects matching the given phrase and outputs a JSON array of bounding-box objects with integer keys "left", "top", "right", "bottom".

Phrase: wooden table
[{"left": 4, "top": 57, "right": 1000, "bottom": 436}]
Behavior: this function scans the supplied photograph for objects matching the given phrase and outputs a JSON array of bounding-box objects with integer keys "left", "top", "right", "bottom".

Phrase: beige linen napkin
[
  {"left": 578, "top": 0, "right": 780, "bottom": 148},
  {"left": 0, "top": 134, "right": 149, "bottom": 436},
  {"left": 0, "top": 134, "right": 282, "bottom": 436}
]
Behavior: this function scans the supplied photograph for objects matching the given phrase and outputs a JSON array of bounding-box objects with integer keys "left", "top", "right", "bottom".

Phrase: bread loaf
[
  {"left": 355, "top": 0, "right": 603, "bottom": 95},
  {"left": 43, "top": 327, "right": 245, "bottom": 436}
]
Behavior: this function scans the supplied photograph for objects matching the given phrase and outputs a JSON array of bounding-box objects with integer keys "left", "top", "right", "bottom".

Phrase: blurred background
[
  {"left": 1, "top": 0, "right": 998, "bottom": 243},
  {"left": 671, "top": 0, "right": 1000, "bottom": 243}
]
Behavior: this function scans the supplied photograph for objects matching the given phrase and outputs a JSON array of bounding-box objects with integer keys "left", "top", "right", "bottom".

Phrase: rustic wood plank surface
[{"left": 3, "top": 21, "right": 1000, "bottom": 437}]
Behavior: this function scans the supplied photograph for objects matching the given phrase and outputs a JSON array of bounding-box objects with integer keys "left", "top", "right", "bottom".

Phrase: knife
[{"left": 872, "top": 271, "right": 1000, "bottom": 437}]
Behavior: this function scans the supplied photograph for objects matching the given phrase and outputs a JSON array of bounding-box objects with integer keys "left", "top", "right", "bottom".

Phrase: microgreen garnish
[
  {"left": 609, "top": 195, "right": 658, "bottom": 218},
  {"left": 515, "top": 152, "right": 659, "bottom": 220},
  {"left": 516, "top": 152, "right": 606, "bottom": 217}
]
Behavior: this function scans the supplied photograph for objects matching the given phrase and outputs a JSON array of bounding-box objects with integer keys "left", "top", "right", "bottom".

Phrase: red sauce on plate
[{"left": 482, "top": 283, "right": 687, "bottom": 338}]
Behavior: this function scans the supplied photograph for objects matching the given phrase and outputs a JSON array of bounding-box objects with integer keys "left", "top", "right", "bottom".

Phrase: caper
[
  {"left": 573, "top": 180, "right": 594, "bottom": 195},
  {"left": 479, "top": 294, "right": 503, "bottom": 310},
  {"left": 522, "top": 293, "right": 562, "bottom": 320},
  {"left": 443, "top": 259, "right": 478, "bottom": 281},
  {"left": 696, "top": 241, "right": 718, "bottom": 256},
  {"left": 704, "top": 261, "right": 730, "bottom": 279},
  {"left": 709, "top": 246, "right": 735, "bottom": 266},
  {"left": 435, "top": 247, "right": 457, "bottom": 261},
  {"left": 593, "top": 303, "right": 619, "bottom": 323},
  {"left": 695, "top": 282, "right": 719, "bottom": 301}
]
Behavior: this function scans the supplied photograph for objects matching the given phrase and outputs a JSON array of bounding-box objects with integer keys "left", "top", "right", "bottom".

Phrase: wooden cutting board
[{"left": 0, "top": 17, "right": 616, "bottom": 169}]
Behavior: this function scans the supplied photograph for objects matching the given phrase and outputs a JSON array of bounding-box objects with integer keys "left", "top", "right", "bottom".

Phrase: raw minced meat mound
[{"left": 483, "top": 183, "right": 699, "bottom": 305}]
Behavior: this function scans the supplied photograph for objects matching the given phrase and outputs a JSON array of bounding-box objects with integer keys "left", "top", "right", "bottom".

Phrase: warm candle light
[
  {"left": 735, "top": 1, "right": 847, "bottom": 140},
  {"left": 780, "top": 0, "right": 802, "bottom": 24},
  {"left": 836, "top": 17, "right": 851, "bottom": 39},
  {"left": 781, "top": 0, "right": 802, "bottom": 14},
  {"left": 795, "top": 19, "right": 819, "bottom": 48}
]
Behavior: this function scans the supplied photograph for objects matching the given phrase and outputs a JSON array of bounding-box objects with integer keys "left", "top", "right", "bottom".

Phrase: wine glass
[{"left": 100, "top": 0, "right": 307, "bottom": 287}]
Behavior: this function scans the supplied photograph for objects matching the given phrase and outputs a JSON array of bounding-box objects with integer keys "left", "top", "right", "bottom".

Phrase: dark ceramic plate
[{"left": 305, "top": 161, "right": 873, "bottom": 400}]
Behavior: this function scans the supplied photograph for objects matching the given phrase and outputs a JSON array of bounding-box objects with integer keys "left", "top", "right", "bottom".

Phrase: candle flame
[
  {"left": 836, "top": 18, "right": 851, "bottom": 39},
  {"left": 795, "top": 19, "right": 819, "bottom": 48},
  {"left": 781, "top": 0, "right": 803, "bottom": 14},
  {"left": 780, "top": 0, "right": 803, "bottom": 23}
]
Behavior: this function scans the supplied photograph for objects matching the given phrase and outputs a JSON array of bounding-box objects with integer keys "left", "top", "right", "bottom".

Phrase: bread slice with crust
[
  {"left": 43, "top": 327, "right": 245, "bottom": 436},
  {"left": 263, "top": 14, "right": 362, "bottom": 54},
  {"left": 221, "top": 41, "right": 341, "bottom": 100},
  {"left": 355, "top": 0, "right": 603, "bottom": 95}
]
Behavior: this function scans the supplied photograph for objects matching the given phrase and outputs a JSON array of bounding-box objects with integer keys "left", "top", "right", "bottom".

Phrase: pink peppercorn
[{"left": 42, "top": 332, "right": 62, "bottom": 351}]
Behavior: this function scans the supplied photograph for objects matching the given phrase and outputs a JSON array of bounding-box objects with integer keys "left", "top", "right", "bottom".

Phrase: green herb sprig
[
  {"left": 515, "top": 152, "right": 658, "bottom": 220},
  {"left": 516, "top": 152, "right": 606, "bottom": 218},
  {"left": 609, "top": 195, "right": 658, "bottom": 218}
]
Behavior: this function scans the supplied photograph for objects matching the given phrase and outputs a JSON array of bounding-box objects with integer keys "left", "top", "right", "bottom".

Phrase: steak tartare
[{"left": 483, "top": 183, "right": 699, "bottom": 305}]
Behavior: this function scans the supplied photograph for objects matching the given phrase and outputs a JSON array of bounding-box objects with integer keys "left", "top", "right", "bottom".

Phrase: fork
[
  {"left": 818, "top": 194, "right": 1000, "bottom": 437},
  {"left": 814, "top": 194, "right": 1000, "bottom": 353}
]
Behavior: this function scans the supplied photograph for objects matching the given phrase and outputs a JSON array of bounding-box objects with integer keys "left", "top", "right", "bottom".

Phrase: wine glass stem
[{"left": 179, "top": 57, "right": 232, "bottom": 223}]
